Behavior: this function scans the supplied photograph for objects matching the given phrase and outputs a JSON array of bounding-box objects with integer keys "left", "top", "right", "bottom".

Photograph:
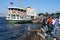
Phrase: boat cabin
[{"left": 6, "top": 7, "right": 31, "bottom": 20}]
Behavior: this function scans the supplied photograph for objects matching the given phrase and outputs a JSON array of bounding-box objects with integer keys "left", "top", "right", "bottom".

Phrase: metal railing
[{"left": 16, "top": 26, "right": 57, "bottom": 40}]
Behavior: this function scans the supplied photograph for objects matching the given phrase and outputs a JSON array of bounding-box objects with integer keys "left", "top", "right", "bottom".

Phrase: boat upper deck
[{"left": 8, "top": 7, "right": 26, "bottom": 12}]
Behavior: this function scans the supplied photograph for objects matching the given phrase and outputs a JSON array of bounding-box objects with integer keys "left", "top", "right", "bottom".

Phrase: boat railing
[{"left": 16, "top": 26, "right": 57, "bottom": 40}]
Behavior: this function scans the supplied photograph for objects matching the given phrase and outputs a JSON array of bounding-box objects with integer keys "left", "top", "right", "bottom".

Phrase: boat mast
[{"left": 20, "top": 0, "right": 22, "bottom": 8}]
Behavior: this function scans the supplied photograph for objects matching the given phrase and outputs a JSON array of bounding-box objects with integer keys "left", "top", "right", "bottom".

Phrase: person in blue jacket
[{"left": 51, "top": 17, "right": 59, "bottom": 37}]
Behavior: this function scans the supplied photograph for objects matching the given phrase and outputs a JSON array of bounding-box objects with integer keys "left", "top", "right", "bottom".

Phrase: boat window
[
  {"left": 11, "top": 14, "right": 15, "bottom": 19},
  {"left": 17, "top": 15, "right": 19, "bottom": 19},
  {"left": 20, "top": 9, "right": 23, "bottom": 12},
  {"left": 20, "top": 16, "right": 23, "bottom": 19},
  {"left": 8, "top": 8, "right": 10, "bottom": 10},
  {"left": 8, "top": 14, "right": 10, "bottom": 16},
  {"left": 15, "top": 8, "right": 17, "bottom": 10},
  {"left": 20, "top": 9, "right": 26, "bottom": 12},
  {"left": 18, "top": 9, "right": 20, "bottom": 11},
  {"left": 26, "top": 16, "right": 29, "bottom": 19},
  {"left": 11, "top": 8, "right": 14, "bottom": 10},
  {"left": 24, "top": 10, "right": 26, "bottom": 12}
]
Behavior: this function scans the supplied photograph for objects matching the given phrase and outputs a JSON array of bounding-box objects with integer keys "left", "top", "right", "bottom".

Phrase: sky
[{"left": 0, "top": 0, "right": 60, "bottom": 15}]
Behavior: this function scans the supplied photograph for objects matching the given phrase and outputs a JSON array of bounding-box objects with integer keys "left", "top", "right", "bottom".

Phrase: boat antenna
[{"left": 20, "top": 0, "right": 22, "bottom": 8}]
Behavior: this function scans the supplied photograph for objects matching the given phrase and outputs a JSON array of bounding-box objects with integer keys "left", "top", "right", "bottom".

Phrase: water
[{"left": 0, "top": 17, "right": 39, "bottom": 40}]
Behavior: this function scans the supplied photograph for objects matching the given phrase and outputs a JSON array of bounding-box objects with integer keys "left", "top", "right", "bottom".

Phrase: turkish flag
[{"left": 10, "top": 2, "right": 13, "bottom": 5}]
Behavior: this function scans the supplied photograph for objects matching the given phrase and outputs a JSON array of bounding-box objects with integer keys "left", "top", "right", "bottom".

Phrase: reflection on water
[{"left": 0, "top": 17, "right": 39, "bottom": 40}]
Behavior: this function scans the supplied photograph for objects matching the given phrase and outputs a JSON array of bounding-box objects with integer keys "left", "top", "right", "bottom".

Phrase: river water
[{"left": 0, "top": 17, "right": 39, "bottom": 40}]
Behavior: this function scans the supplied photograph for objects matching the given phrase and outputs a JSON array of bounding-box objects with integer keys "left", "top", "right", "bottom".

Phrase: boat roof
[{"left": 8, "top": 7, "right": 25, "bottom": 10}]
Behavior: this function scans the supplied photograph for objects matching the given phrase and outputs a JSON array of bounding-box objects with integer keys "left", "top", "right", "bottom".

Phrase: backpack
[{"left": 48, "top": 18, "right": 52, "bottom": 24}]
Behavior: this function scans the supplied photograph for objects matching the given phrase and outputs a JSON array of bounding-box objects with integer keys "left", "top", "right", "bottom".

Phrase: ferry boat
[{"left": 6, "top": 7, "right": 37, "bottom": 24}]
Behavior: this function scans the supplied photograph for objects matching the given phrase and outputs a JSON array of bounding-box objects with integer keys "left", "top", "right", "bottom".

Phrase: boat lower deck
[{"left": 6, "top": 20, "right": 32, "bottom": 24}]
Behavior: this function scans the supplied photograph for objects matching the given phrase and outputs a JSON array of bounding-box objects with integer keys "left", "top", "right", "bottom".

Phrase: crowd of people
[{"left": 39, "top": 14, "right": 60, "bottom": 38}]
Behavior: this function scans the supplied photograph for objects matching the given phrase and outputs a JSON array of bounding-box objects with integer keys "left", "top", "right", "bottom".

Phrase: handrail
[{"left": 17, "top": 27, "right": 57, "bottom": 40}]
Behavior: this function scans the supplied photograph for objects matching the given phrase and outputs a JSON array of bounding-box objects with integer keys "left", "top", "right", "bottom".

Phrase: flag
[{"left": 10, "top": 2, "right": 13, "bottom": 5}]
